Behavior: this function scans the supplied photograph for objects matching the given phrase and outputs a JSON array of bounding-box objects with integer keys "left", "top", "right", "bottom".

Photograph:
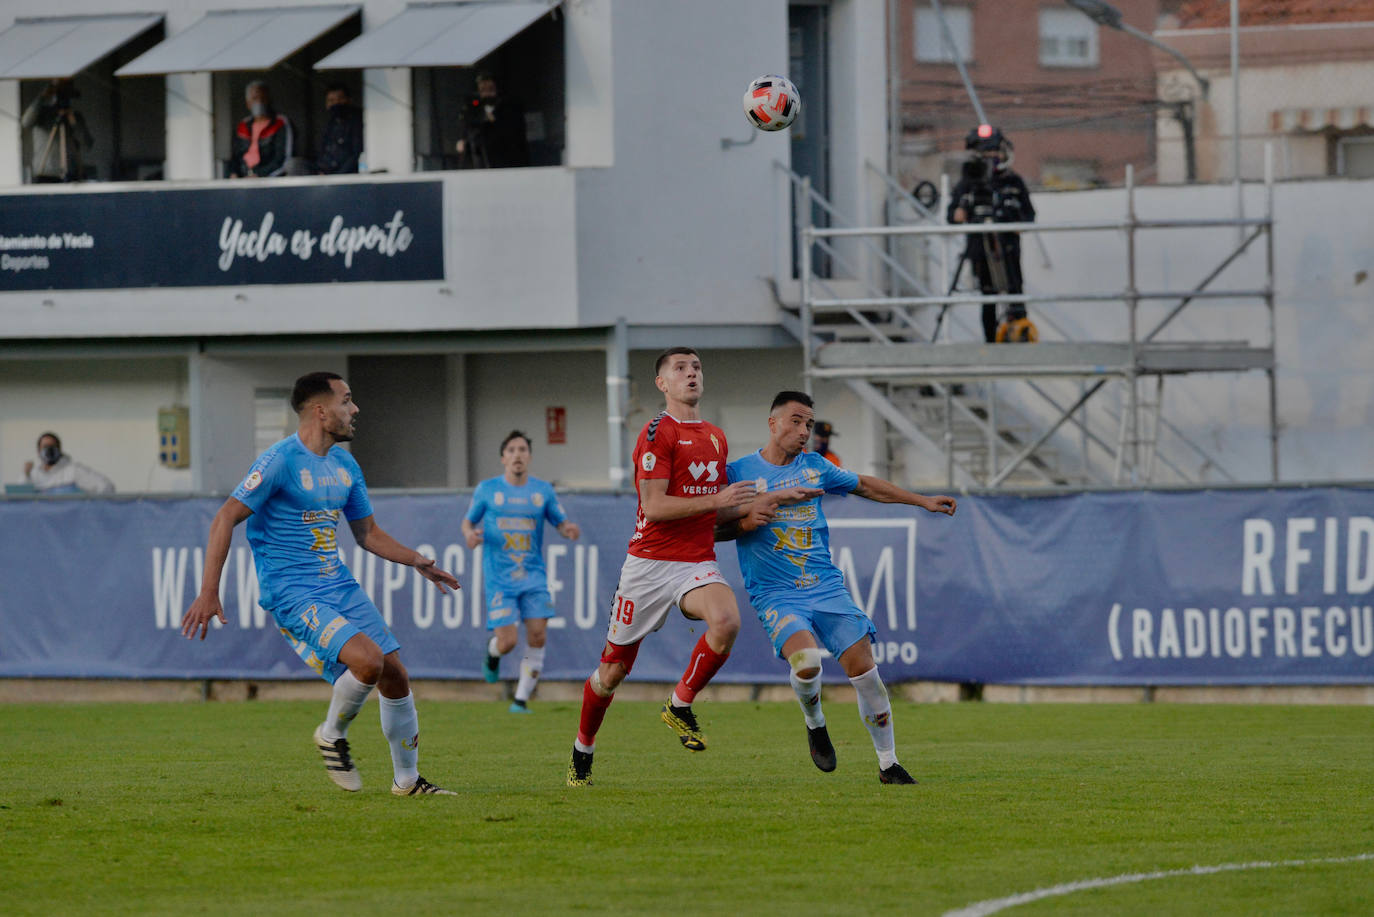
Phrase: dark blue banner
[
  {"left": 1, "top": 488, "right": 1371, "bottom": 684},
  {"left": 0, "top": 181, "right": 443, "bottom": 290}
]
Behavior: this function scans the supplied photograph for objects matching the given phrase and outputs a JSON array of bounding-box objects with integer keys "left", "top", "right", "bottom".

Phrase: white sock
[
  {"left": 790, "top": 669, "right": 826, "bottom": 729},
  {"left": 850, "top": 667, "right": 898, "bottom": 769},
  {"left": 670, "top": 689, "right": 692, "bottom": 709},
  {"left": 515, "top": 645, "right": 546, "bottom": 703},
  {"left": 322, "top": 670, "right": 374, "bottom": 741},
  {"left": 487, "top": 635, "right": 501, "bottom": 657},
  {"left": 379, "top": 693, "right": 420, "bottom": 787},
  {"left": 574, "top": 738, "right": 595, "bottom": 754}
]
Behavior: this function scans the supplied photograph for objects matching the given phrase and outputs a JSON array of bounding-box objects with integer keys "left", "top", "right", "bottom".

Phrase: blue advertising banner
[
  {"left": 1, "top": 487, "right": 1371, "bottom": 684},
  {"left": 0, "top": 181, "right": 443, "bottom": 290}
]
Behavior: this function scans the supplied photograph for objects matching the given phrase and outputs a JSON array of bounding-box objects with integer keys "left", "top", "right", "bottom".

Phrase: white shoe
[{"left": 313, "top": 724, "right": 362, "bottom": 792}]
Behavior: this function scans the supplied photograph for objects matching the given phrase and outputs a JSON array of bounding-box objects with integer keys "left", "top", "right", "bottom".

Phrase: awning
[
  {"left": 115, "top": 5, "right": 359, "bottom": 76},
  {"left": 0, "top": 13, "right": 163, "bottom": 80},
  {"left": 314, "top": 1, "right": 553, "bottom": 70},
  {"left": 1271, "top": 106, "right": 1373, "bottom": 133}
]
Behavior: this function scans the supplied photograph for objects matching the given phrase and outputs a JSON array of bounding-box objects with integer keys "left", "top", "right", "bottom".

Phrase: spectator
[
  {"left": 455, "top": 73, "right": 529, "bottom": 169},
  {"left": 230, "top": 81, "right": 294, "bottom": 178},
  {"left": 317, "top": 83, "right": 363, "bottom": 174},
  {"left": 24, "top": 432, "right": 114, "bottom": 494},
  {"left": 22, "top": 78, "right": 94, "bottom": 183},
  {"left": 811, "top": 421, "right": 842, "bottom": 467}
]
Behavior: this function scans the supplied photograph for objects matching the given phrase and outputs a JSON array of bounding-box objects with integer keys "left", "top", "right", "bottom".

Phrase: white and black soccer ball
[{"left": 743, "top": 75, "right": 800, "bottom": 132}]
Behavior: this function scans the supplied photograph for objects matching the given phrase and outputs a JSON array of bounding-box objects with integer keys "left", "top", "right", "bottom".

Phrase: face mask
[
  {"left": 250, "top": 102, "right": 268, "bottom": 118},
  {"left": 40, "top": 445, "right": 61, "bottom": 465}
]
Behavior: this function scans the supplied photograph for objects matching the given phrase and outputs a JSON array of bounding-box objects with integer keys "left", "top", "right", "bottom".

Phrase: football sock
[
  {"left": 790, "top": 669, "right": 826, "bottom": 729},
  {"left": 576, "top": 674, "right": 614, "bottom": 750},
  {"left": 850, "top": 667, "right": 898, "bottom": 770},
  {"left": 379, "top": 692, "right": 420, "bottom": 787},
  {"left": 673, "top": 634, "right": 730, "bottom": 706},
  {"left": 321, "top": 670, "right": 374, "bottom": 741},
  {"left": 487, "top": 635, "right": 502, "bottom": 657},
  {"left": 514, "top": 645, "right": 546, "bottom": 703}
]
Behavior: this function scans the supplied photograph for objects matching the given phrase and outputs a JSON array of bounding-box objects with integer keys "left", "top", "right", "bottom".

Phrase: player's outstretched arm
[
  {"left": 349, "top": 515, "right": 461, "bottom": 593},
  {"left": 638, "top": 477, "right": 756, "bottom": 522},
  {"left": 181, "top": 497, "right": 253, "bottom": 640},
  {"left": 852, "top": 475, "right": 957, "bottom": 516}
]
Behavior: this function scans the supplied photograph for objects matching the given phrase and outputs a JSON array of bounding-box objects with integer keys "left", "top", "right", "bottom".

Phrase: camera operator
[
  {"left": 21, "top": 78, "right": 94, "bottom": 183},
  {"left": 455, "top": 73, "right": 529, "bottom": 169},
  {"left": 947, "top": 125, "right": 1035, "bottom": 343}
]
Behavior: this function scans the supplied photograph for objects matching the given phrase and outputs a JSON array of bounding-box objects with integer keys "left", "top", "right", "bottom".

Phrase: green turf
[{"left": 0, "top": 699, "right": 1370, "bottom": 916}]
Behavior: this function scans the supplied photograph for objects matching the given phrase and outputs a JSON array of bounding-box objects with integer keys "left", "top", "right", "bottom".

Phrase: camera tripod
[
  {"left": 35, "top": 117, "right": 73, "bottom": 182},
  {"left": 932, "top": 224, "right": 1036, "bottom": 344}
]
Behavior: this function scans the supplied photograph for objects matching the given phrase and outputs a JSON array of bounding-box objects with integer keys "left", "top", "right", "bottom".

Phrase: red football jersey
[{"left": 627, "top": 412, "right": 729, "bottom": 562}]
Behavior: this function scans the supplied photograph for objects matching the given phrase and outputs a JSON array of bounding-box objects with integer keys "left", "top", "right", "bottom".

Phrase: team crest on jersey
[
  {"left": 710, "top": 433, "right": 721, "bottom": 454},
  {"left": 337, "top": 467, "right": 351, "bottom": 488},
  {"left": 532, "top": 493, "right": 544, "bottom": 507},
  {"left": 242, "top": 470, "right": 263, "bottom": 491},
  {"left": 804, "top": 468, "right": 821, "bottom": 485},
  {"left": 755, "top": 477, "right": 768, "bottom": 493},
  {"left": 494, "top": 491, "right": 506, "bottom": 506},
  {"left": 299, "top": 469, "right": 314, "bottom": 490},
  {"left": 641, "top": 452, "right": 656, "bottom": 472}
]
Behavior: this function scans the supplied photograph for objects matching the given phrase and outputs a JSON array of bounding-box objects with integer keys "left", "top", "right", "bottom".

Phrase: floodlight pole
[{"left": 928, "top": 0, "right": 988, "bottom": 125}]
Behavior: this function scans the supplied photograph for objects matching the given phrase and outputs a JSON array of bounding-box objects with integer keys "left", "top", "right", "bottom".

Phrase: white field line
[{"left": 942, "top": 852, "right": 1374, "bottom": 917}]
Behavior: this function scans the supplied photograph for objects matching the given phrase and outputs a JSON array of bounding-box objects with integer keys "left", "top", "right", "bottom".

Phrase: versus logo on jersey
[
  {"left": 688, "top": 460, "right": 719, "bottom": 482},
  {"left": 242, "top": 470, "right": 263, "bottom": 491},
  {"left": 641, "top": 453, "right": 657, "bottom": 472},
  {"left": 299, "top": 469, "right": 314, "bottom": 490}
]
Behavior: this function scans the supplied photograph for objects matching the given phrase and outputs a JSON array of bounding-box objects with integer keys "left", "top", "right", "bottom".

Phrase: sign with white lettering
[
  {"left": 0, "top": 181, "right": 443, "bottom": 290},
  {"left": 1, "top": 488, "right": 1370, "bottom": 683}
]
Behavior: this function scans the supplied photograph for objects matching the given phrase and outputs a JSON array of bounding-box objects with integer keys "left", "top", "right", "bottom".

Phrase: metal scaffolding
[{"left": 795, "top": 158, "right": 1279, "bottom": 490}]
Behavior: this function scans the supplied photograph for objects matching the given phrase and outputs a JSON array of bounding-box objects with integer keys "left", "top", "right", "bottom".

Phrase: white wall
[
  {"left": 1019, "top": 177, "right": 1374, "bottom": 482},
  {"left": 0, "top": 357, "right": 193, "bottom": 492}
]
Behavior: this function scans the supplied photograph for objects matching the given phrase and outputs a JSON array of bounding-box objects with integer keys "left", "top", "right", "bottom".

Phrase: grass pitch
[{"left": 0, "top": 699, "right": 1370, "bottom": 916}]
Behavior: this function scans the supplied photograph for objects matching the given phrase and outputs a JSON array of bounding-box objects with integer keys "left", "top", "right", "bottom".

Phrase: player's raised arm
[
  {"left": 348, "top": 515, "right": 460, "bottom": 592},
  {"left": 181, "top": 497, "right": 254, "bottom": 640},
  {"left": 638, "top": 476, "right": 756, "bottom": 522},
  {"left": 852, "top": 475, "right": 957, "bottom": 515}
]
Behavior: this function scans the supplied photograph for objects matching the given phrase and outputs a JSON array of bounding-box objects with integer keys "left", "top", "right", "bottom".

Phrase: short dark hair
[
  {"left": 37, "top": 431, "right": 61, "bottom": 449},
  {"left": 290, "top": 372, "right": 343, "bottom": 413},
  {"left": 770, "top": 390, "right": 814, "bottom": 412},
  {"left": 324, "top": 83, "right": 350, "bottom": 97},
  {"left": 655, "top": 346, "right": 699, "bottom": 376},
  {"left": 500, "top": 430, "right": 532, "bottom": 454}
]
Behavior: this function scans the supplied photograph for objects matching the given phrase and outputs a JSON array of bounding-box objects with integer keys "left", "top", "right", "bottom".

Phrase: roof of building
[{"left": 1173, "top": 0, "right": 1374, "bottom": 26}]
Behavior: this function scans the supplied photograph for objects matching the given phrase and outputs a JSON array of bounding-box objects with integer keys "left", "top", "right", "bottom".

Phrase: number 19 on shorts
[{"left": 614, "top": 595, "right": 635, "bottom": 625}]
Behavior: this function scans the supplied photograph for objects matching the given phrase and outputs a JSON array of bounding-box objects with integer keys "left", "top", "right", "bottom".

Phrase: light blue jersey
[
  {"left": 465, "top": 475, "right": 568, "bottom": 597},
  {"left": 727, "top": 451, "right": 874, "bottom": 658},
  {"left": 231, "top": 434, "right": 373, "bottom": 610},
  {"left": 727, "top": 450, "right": 859, "bottom": 605}
]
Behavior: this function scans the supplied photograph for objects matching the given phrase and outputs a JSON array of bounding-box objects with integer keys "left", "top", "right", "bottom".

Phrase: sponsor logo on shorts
[
  {"left": 319, "top": 616, "right": 346, "bottom": 648},
  {"left": 242, "top": 470, "right": 263, "bottom": 491},
  {"left": 767, "top": 613, "right": 798, "bottom": 641},
  {"left": 305, "top": 652, "right": 324, "bottom": 675},
  {"left": 299, "top": 469, "right": 314, "bottom": 490}
]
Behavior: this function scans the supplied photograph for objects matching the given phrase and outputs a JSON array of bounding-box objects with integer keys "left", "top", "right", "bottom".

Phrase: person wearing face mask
[
  {"left": 23, "top": 432, "right": 115, "bottom": 495},
  {"left": 455, "top": 73, "right": 529, "bottom": 169},
  {"left": 229, "top": 80, "right": 294, "bottom": 178},
  {"left": 316, "top": 84, "right": 363, "bottom": 175}
]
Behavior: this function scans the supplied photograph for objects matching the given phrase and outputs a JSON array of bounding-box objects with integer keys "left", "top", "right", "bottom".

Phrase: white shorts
[{"left": 605, "top": 555, "right": 726, "bottom": 646}]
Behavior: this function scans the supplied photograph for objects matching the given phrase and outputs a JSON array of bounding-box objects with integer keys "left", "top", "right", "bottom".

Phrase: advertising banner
[
  {"left": 1, "top": 487, "right": 1371, "bottom": 684},
  {"left": 0, "top": 181, "right": 443, "bottom": 290}
]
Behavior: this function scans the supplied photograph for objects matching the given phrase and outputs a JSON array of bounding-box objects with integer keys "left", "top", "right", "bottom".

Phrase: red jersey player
[{"left": 568, "top": 347, "right": 819, "bottom": 786}]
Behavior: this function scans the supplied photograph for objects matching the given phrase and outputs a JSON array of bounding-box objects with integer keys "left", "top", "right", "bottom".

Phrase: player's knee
[
  {"left": 350, "top": 650, "right": 383, "bottom": 685},
  {"left": 788, "top": 647, "right": 823, "bottom": 681},
  {"left": 495, "top": 632, "right": 519, "bottom": 655},
  {"left": 591, "top": 665, "right": 624, "bottom": 696},
  {"left": 707, "top": 611, "right": 740, "bottom": 644}
]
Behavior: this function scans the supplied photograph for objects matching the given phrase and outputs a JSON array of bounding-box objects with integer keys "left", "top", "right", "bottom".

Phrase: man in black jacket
[
  {"left": 317, "top": 84, "right": 364, "bottom": 174},
  {"left": 456, "top": 73, "right": 529, "bottom": 169},
  {"left": 947, "top": 126, "right": 1035, "bottom": 343},
  {"left": 230, "top": 81, "right": 294, "bottom": 178}
]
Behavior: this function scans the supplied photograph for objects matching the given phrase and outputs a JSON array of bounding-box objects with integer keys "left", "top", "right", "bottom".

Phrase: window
[
  {"left": 1039, "top": 8, "right": 1098, "bottom": 68},
  {"left": 1041, "top": 159, "right": 1100, "bottom": 189},
  {"left": 1337, "top": 136, "right": 1374, "bottom": 178},
  {"left": 915, "top": 6, "right": 973, "bottom": 64}
]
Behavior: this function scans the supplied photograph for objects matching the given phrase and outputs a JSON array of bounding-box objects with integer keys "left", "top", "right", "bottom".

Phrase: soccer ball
[{"left": 743, "top": 75, "right": 800, "bottom": 132}]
